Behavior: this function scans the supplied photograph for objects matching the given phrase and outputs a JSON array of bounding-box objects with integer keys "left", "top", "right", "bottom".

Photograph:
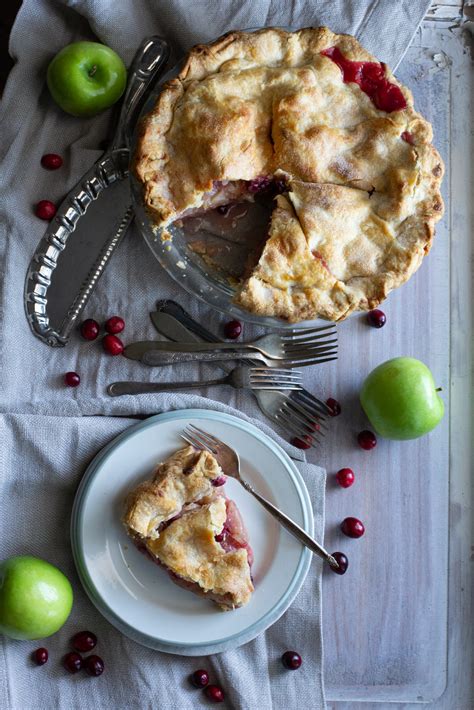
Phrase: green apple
[
  {"left": 0, "top": 556, "right": 73, "bottom": 640},
  {"left": 360, "top": 357, "right": 444, "bottom": 440},
  {"left": 47, "top": 41, "right": 126, "bottom": 117}
]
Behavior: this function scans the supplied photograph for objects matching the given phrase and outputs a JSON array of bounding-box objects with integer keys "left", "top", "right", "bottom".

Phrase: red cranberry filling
[
  {"left": 321, "top": 47, "right": 407, "bottom": 113},
  {"left": 401, "top": 130, "right": 415, "bottom": 144},
  {"left": 247, "top": 175, "right": 273, "bottom": 193},
  {"left": 214, "top": 499, "right": 254, "bottom": 567},
  {"left": 211, "top": 475, "right": 227, "bottom": 487}
]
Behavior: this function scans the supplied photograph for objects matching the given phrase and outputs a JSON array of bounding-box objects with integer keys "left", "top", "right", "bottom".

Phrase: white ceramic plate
[{"left": 71, "top": 409, "right": 313, "bottom": 655}]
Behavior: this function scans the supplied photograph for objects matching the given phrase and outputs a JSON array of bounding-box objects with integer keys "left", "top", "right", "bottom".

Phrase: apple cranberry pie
[
  {"left": 134, "top": 27, "right": 444, "bottom": 322},
  {"left": 123, "top": 446, "right": 254, "bottom": 610}
]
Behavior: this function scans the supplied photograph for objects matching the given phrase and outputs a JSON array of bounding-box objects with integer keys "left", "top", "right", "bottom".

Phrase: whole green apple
[
  {"left": 0, "top": 556, "right": 73, "bottom": 640},
  {"left": 47, "top": 41, "right": 126, "bottom": 117},
  {"left": 360, "top": 357, "right": 444, "bottom": 440}
]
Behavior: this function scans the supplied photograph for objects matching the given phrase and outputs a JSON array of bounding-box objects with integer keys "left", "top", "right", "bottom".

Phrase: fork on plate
[
  {"left": 107, "top": 366, "right": 302, "bottom": 397},
  {"left": 181, "top": 424, "right": 339, "bottom": 570}
]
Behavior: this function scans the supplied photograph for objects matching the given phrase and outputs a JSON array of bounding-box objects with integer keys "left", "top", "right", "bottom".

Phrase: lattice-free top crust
[{"left": 134, "top": 27, "right": 444, "bottom": 322}]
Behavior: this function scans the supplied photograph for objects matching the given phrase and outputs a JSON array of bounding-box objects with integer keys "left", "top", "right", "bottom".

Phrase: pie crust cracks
[
  {"left": 123, "top": 446, "right": 254, "bottom": 610},
  {"left": 134, "top": 26, "right": 444, "bottom": 322}
]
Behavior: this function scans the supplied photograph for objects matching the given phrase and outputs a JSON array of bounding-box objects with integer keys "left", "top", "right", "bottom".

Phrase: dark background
[{"left": 1, "top": 0, "right": 22, "bottom": 94}]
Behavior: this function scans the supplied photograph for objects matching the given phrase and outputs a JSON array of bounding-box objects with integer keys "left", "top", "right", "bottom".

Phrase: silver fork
[
  {"left": 139, "top": 347, "right": 337, "bottom": 369},
  {"left": 107, "top": 366, "right": 302, "bottom": 396},
  {"left": 127, "top": 326, "right": 338, "bottom": 362},
  {"left": 150, "top": 303, "right": 331, "bottom": 448},
  {"left": 182, "top": 424, "right": 339, "bottom": 570}
]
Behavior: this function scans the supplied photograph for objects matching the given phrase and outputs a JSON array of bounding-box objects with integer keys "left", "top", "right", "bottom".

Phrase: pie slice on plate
[
  {"left": 134, "top": 26, "right": 444, "bottom": 322},
  {"left": 123, "top": 446, "right": 254, "bottom": 610}
]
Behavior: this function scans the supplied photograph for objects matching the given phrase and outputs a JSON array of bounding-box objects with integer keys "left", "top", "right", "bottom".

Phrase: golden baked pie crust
[{"left": 133, "top": 27, "right": 444, "bottom": 322}]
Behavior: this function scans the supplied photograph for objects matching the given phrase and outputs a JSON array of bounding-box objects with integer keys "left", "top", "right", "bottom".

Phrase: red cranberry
[
  {"left": 80, "top": 318, "right": 100, "bottom": 341},
  {"left": 33, "top": 648, "right": 48, "bottom": 665},
  {"left": 41, "top": 153, "right": 63, "bottom": 170},
  {"left": 330, "top": 552, "right": 349, "bottom": 575},
  {"left": 326, "top": 397, "right": 341, "bottom": 416},
  {"left": 215, "top": 531, "right": 226, "bottom": 543},
  {"left": 367, "top": 309, "right": 386, "bottom": 328},
  {"left": 223, "top": 320, "right": 242, "bottom": 339},
  {"left": 102, "top": 334, "right": 124, "bottom": 356},
  {"left": 72, "top": 630, "right": 97, "bottom": 652},
  {"left": 291, "top": 435, "right": 312, "bottom": 450},
  {"left": 35, "top": 200, "right": 57, "bottom": 221},
  {"left": 84, "top": 654, "right": 104, "bottom": 677},
  {"left": 205, "top": 685, "right": 225, "bottom": 703},
  {"left": 63, "top": 652, "right": 83, "bottom": 673},
  {"left": 191, "top": 669, "right": 209, "bottom": 688},
  {"left": 341, "top": 517, "right": 365, "bottom": 538},
  {"left": 336, "top": 468, "right": 355, "bottom": 488},
  {"left": 64, "top": 371, "right": 80, "bottom": 387},
  {"left": 358, "top": 430, "right": 377, "bottom": 450},
  {"left": 105, "top": 316, "right": 125, "bottom": 335},
  {"left": 281, "top": 651, "right": 302, "bottom": 670},
  {"left": 211, "top": 475, "right": 227, "bottom": 487}
]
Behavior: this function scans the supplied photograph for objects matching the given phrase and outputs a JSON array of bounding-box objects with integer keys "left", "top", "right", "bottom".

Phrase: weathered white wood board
[{"left": 302, "top": 14, "right": 472, "bottom": 709}]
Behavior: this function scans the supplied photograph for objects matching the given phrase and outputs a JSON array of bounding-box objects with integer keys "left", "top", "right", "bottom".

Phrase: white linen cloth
[{"left": 0, "top": 1, "right": 430, "bottom": 708}]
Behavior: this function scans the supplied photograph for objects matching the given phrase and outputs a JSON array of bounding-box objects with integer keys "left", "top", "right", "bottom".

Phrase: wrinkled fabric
[{"left": 0, "top": 1, "right": 429, "bottom": 708}]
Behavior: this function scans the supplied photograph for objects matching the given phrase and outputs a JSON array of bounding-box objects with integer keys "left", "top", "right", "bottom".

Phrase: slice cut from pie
[
  {"left": 123, "top": 446, "right": 254, "bottom": 610},
  {"left": 134, "top": 26, "right": 444, "bottom": 322}
]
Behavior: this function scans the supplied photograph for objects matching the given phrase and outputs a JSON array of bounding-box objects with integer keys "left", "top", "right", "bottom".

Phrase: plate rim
[{"left": 71, "top": 408, "right": 314, "bottom": 655}]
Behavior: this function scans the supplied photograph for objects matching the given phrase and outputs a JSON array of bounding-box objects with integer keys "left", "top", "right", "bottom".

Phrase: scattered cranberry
[
  {"left": 205, "top": 685, "right": 225, "bottom": 703},
  {"left": 33, "top": 648, "right": 48, "bottom": 665},
  {"left": 326, "top": 397, "right": 341, "bottom": 416},
  {"left": 291, "top": 435, "right": 312, "bottom": 450},
  {"left": 341, "top": 517, "right": 365, "bottom": 538},
  {"left": 330, "top": 552, "right": 349, "bottom": 575},
  {"left": 102, "top": 334, "right": 124, "bottom": 356},
  {"left": 72, "top": 630, "right": 97, "bottom": 653},
  {"left": 64, "top": 371, "right": 80, "bottom": 387},
  {"left": 84, "top": 654, "right": 104, "bottom": 677},
  {"left": 211, "top": 475, "right": 227, "bottom": 487},
  {"left": 80, "top": 318, "right": 100, "bottom": 341},
  {"left": 105, "top": 316, "right": 125, "bottom": 335},
  {"left": 358, "top": 430, "right": 377, "bottom": 450},
  {"left": 63, "top": 652, "right": 83, "bottom": 673},
  {"left": 281, "top": 651, "right": 302, "bottom": 670},
  {"left": 35, "top": 200, "right": 57, "bottom": 221},
  {"left": 336, "top": 468, "right": 355, "bottom": 488},
  {"left": 223, "top": 320, "right": 242, "bottom": 339},
  {"left": 41, "top": 153, "right": 63, "bottom": 170},
  {"left": 190, "top": 669, "right": 209, "bottom": 688},
  {"left": 367, "top": 309, "right": 386, "bottom": 328}
]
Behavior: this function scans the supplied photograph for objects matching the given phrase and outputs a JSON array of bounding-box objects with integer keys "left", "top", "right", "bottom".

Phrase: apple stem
[
  {"left": 88, "top": 65, "right": 97, "bottom": 78},
  {"left": 435, "top": 387, "right": 442, "bottom": 392}
]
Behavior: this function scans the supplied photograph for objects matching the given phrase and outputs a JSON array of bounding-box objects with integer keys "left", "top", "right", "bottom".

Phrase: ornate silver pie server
[{"left": 24, "top": 36, "right": 170, "bottom": 347}]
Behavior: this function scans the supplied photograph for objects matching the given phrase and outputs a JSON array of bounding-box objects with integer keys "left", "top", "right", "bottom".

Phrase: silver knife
[{"left": 24, "top": 36, "right": 170, "bottom": 347}]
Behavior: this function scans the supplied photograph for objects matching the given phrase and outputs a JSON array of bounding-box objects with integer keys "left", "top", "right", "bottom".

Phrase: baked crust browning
[
  {"left": 147, "top": 497, "right": 254, "bottom": 610},
  {"left": 134, "top": 27, "right": 444, "bottom": 322},
  {"left": 123, "top": 445, "right": 223, "bottom": 540}
]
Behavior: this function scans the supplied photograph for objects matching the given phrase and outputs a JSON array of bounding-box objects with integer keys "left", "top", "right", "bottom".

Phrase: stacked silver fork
[
  {"left": 123, "top": 326, "right": 338, "bottom": 368},
  {"left": 156, "top": 302, "right": 334, "bottom": 447},
  {"left": 108, "top": 302, "right": 336, "bottom": 448}
]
